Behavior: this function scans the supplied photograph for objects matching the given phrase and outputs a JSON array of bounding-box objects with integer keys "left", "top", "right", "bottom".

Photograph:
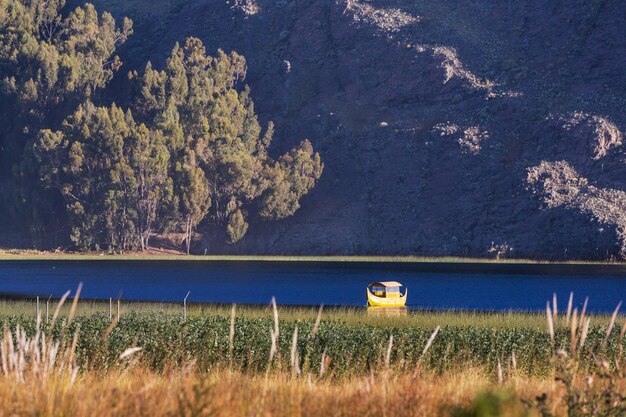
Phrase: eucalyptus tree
[
  {"left": 0, "top": 0, "right": 132, "bottom": 242},
  {"left": 34, "top": 102, "right": 173, "bottom": 251},
  {"left": 1, "top": 6, "right": 323, "bottom": 251},
  {"left": 131, "top": 37, "right": 323, "bottom": 247}
]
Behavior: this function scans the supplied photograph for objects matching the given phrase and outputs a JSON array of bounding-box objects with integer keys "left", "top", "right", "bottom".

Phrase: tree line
[{"left": 0, "top": 0, "right": 323, "bottom": 253}]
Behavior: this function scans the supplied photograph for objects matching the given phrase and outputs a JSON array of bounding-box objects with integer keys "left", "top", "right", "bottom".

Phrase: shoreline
[
  {"left": 1, "top": 250, "right": 626, "bottom": 276},
  {"left": 0, "top": 249, "right": 624, "bottom": 265}
]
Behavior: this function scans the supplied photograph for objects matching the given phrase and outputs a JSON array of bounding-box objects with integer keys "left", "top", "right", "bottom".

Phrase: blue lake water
[{"left": 0, "top": 261, "right": 625, "bottom": 312}]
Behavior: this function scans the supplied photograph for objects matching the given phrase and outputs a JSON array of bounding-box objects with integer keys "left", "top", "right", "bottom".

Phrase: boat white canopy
[{"left": 369, "top": 281, "right": 403, "bottom": 287}]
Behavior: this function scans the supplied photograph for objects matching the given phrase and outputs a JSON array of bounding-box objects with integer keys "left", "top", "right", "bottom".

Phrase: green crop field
[
  {"left": 1, "top": 299, "right": 623, "bottom": 377},
  {"left": 0, "top": 297, "right": 611, "bottom": 328}
]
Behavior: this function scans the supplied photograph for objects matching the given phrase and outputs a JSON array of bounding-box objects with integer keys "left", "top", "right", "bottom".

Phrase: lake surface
[{"left": 0, "top": 260, "right": 625, "bottom": 312}]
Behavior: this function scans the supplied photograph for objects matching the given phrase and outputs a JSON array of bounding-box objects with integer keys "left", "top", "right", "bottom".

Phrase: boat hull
[{"left": 366, "top": 288, "right": 407, "bottom": 307}]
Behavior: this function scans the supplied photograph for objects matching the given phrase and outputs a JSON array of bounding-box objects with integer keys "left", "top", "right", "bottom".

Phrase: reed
[
  {"left": 0, "top": 319, "right": 79, "bottom": 384},
  {"left": 552, "top": 293, "right": 558, "bottom": 327},
  {"left": 604, "top": 301, "right": 622, "bottom": 349},
  {"left": 579, "top": 317, "right": 590, "bottom": 351},
  {"left": 290, "top": 325, "right": 300, "bottom": 377},
  {"left": 422, "top": 326, "right": 440, "bottom": 357},
  {"left": 546, "top": 302, "right": 554, "bottom": 344},
  {"left": 384, "top": 334, "right": 393, "bottom": 368},
  {"left": 570, "top": 308, "right": 578, "bottom": 355},
  {"left": 566, "top": 292, "right": 573, "bottom": 326}
]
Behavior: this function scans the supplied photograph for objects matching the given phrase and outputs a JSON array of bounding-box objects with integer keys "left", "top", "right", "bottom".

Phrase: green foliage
[
  {"left": 451, "top": 391, "right": 532, "bottom": 417},
  {"left": 0, "top": 3, "right": 323, "bottom": 251},
  {"left": 0, "top": 0, "right": 132, "bottom": 122},
  {"left": 34, "top": 102, "right": 173, "bottom": 250},
  {"left": 1, "top": 314, "right": 624, "bottom": 378},
  {"left": 177, "top": 149, "right": 211, "bottom": 254},
  {"left": 0, "top": 0, "right": 132, "bottom": 244},
  {"left": 260, "top": 139, "right": 324, "bottom": 220},
  {"left": 226, "top": 208, "right": 248, "bottom": 243},
  {"left": 128, "top": 37, "right": 322, "bottom": 250}
]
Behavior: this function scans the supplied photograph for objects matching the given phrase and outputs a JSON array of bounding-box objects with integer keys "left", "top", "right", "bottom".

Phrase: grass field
[
  {"left": 0, "top": 297, "right": 616, "bottom": 329},
  {"left": 1, "top": 298, "right": 624, "bottom": 375},
  {"left": 1, "top": 296, "right": 625, "bottom": 416},
  {"left": 0, "top": 366, "right": 559, "bottom": 417}
]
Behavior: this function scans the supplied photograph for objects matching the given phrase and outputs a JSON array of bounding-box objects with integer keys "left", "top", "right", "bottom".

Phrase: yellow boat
[{"left": 366, "top": 281, "right": 407, "bottom": 307}]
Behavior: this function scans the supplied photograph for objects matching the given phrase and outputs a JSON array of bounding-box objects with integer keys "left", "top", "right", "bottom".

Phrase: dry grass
[{"left": 0, "top": 365, "right": 564, "bottom": 417}]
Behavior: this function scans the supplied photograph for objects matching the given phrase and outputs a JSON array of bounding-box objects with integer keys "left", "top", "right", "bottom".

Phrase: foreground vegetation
[
  {"left": 1, "top": 296, "right": 625, "bottom": 376},
  {"left": 0, "top": 366, "right": 557, "bottom": 417},
  {"left": 1, "top": 362, "right": 624, "bottom": 417},
  {"left": 1, "top": 298, "right": 625, "bottom": 416}
]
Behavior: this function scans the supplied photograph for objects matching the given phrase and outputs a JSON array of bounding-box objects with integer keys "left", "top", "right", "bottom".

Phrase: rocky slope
[{"left": 71, "top": 0, "right": 626, "bottom": 259}]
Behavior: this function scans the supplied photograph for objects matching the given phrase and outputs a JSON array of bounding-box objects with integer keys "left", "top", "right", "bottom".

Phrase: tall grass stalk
[
  {"left": 570, "top": 308, "right": 578, "bottom": 355},
  {"left": 552, "top": 293, "right": 558, "bottom": 327},
  {"left": 385, "top": 334, "right": 394, "bottom": 369},
  {"left": 118, "top": 347, "right": 142, "bottom": 361},
  {"left": 310, "top": 304, "right": 323, "bottom": 340},
  {"left": 51, "top": 290, "right": 70, "bottom": 327},
  {"left": 565, "top": 291, "right": 573, "bottom": 326},
  {"left": 68, "top": 282, "right": 83, "bottom": 325},
  {"left": 319, "top": 348, "right": 328, "bottom": 378},
  {"left": 579, "top": 317, "right": 590, "bottom": 351},
  {"left": 290, "top": 326, "right": 300, "bottom": 377},
  {"left": 604, "top": 301, "right": 622, "bottom": 348},
  {"left": 422, "top": 325, "right": 440, "bottom": 357},
  {"left": 0, "top": 317, "right": 78, "bottom": 384},
  {"left": 546, "top": 302, "right": 554, "bottom": 344},
  {"left": 581, "top": 296, "right": 589, "bottom": 324},
  {"left": 229, "top": 304, "right": 236, "bottom": 369},
  {"left": 271, "top": 298, "right": 279, "bottom": 335},
  {"left": 412, "top": 325, "right": 441, "bottom": 379}
]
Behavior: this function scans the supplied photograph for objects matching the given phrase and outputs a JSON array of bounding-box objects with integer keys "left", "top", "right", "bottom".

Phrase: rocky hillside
[{"left": 71, "top": 0, "right": 626, "bottom": 259}]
